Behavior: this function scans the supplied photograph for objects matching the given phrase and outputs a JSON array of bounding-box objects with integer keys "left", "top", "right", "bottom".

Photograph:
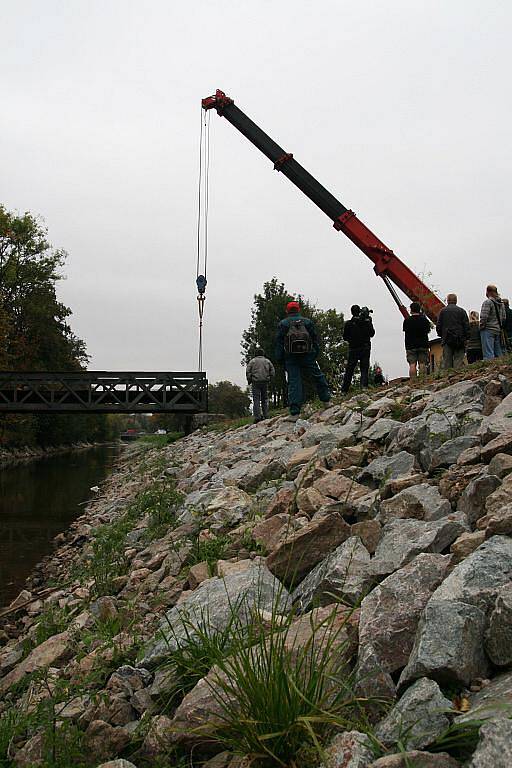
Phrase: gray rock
[
  {"left": 292, "top": 537, "right": 372, "bottom": 611},
  {"left": 485, "top": 583, "right": 512, "bottom": 666},
  {"left": 430, "top": 436, "right": 481, "bottom": 471},
  {"left": 357, "top": 452, "right": 416, "bottom": 489},
  {"left": 322, "top": 730, "right": 374, "bottom": 768},
  {"left": 139, "top": 562, "right": 290, "bottom": 668},
  {"left": 375, "top": 677, "right": 453, "bottom": 750},
  {"left": 357, "top": 554, "right": 450, "bottom": 678},
  {"left": 371, "top": 514, "right": 468, "bottom": 575},
  {"left": 398, "top": 599, "right": 489, "bottom": 687},
  {"left": 96, "top": 761, "right": 138, "bottom": 768},
  {"left": 478, "top": 392, "right": 512, "bottom": 444},
  {"left": 203, "top": 485, "right": 253, "bottom": 530},
  {"left": 369, "top": 753, "right": 460, "bottom": 768},
  {"left": 364, "top": 397, "right": 396, "bottom": 417},
  {"left": 488, "top": 453, "right": 512, "bottom": 479},
  {"left": 458, "top": 670, "right": 512, "bottom": 723},
  {"left": 424, "top": 379, "right": 486, "bottom": 416},
  {"left": 431, "top": 535, "right": 512, "bottom": 612},
  {"left": 379, "top": 484, "right": 452, "bottom": 523},
  {"left": 467, "top": 718, "right": 512, "bottom": 768},
  {"left": 360, "top": 419, "right": 401, "bottom": 443},
  {"left": 457, "top": 474, "right": 502, "bottom": 526}
]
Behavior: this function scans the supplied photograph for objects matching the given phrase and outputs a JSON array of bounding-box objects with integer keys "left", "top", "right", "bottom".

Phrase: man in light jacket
[
  {"left": 246, "top": 349, "right": 275, "bottom": 423},
  {"left": 480, "top": 284, "right": 507, "bottom": 359}
]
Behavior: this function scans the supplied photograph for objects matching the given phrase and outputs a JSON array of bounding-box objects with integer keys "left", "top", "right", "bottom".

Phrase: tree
[
  {"left": 241, "top": 278, "right": 347, "bottom": 404},
  {"left": 0, "top": 204, "right": 108, "bottom": 447},
  {"left": 208, "top": 381, "right": 250, "bottom": 418}
]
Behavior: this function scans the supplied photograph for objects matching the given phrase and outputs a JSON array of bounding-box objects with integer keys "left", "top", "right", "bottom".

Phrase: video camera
[{"left": 360, "top": 306, "right": 373, "bottom": 321}]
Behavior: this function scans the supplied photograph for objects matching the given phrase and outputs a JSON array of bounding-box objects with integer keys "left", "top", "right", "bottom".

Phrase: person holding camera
[{"left": 341, "top": 305, "right": 375, "bottom": 393}]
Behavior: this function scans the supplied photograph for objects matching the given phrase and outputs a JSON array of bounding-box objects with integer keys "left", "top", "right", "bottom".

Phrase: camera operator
[{"left": 342, "top": 305, "right": 375, "bottom": 393}]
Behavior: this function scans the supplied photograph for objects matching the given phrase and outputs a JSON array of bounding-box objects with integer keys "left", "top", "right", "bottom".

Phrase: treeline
[{"left": 0, "top": 205, "right": 113, "bottom": 447}]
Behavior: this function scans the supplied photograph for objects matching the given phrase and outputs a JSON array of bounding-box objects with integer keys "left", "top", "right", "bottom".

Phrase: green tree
[
  {"left": 0, "top": 205, "right": 109, "bottom": 447},
  {"left": 208, "top": 380, "right": 250, "bottom": 418},
  {"left": 241, "top": 278, "right": 347, "bottom": 404}
]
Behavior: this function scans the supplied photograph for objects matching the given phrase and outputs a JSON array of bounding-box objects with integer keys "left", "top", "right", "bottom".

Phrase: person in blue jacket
[{"left": 275, "top": 301, "right": 331, "bottom": 419}]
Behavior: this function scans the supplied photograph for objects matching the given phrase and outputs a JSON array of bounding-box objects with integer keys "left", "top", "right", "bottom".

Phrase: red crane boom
[{"left": 202, "top": 89, "right": 445, "bottom": 323}]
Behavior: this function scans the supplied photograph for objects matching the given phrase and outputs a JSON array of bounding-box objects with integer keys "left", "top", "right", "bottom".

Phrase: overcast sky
[{"left": 2, "top": 0, "right": 511, "bottom": 386}]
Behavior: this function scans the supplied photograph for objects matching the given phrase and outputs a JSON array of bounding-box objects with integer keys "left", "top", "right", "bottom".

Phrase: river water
[{"left": 0, "top": 444, "right": 120, "bottom": 608}]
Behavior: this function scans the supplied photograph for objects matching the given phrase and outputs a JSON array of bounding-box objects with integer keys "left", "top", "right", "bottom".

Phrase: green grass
[
  {"left": 137, "top": 431, "right": 184, "bottom": 447},
  {"left": 198, "top": 601, "right": 377, "bottom": 768},
  {"left": 187, "top": 533, "right": 231, "bottom": 575}
]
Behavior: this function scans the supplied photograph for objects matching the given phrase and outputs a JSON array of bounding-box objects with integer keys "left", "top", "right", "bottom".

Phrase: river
[{"left": 0, "top": 444, "right": 120, "bottom": 608}]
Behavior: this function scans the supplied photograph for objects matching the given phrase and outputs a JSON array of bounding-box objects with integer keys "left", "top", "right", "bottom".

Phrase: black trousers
[{"left": 342, "top": 346, "right": 371, "bottom": 392}]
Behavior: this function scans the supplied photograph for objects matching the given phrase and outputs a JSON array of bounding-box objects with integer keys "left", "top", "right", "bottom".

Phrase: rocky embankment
[
  {"left": 0, "top": 442, "right": 100, "bottom": 470},
  {"left": 2, "top": 363, "right": 512, "bottom": 768}
]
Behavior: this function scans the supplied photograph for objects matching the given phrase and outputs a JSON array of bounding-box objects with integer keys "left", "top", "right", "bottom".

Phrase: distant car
[{"left": 155, "top": 429, "right": 167, "bottom": 435}]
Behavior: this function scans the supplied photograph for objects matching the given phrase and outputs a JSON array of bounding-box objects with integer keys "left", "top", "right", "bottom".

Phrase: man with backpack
[
  {"left": 436, "top": 293, "right": 470, "bottom": 370},
  {"left": 246, "top": 348, "right": 275, "bottom": 423},
  {"left": 341, "top": 305, "right": 375, "bottom": 393},
  {"left": 275, "top": 301, "right": 331, "bottom": 420}
]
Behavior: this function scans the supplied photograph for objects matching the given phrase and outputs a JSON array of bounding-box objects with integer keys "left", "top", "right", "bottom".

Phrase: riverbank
[
  {"left": 0, "top": 441, "right": 117, "bottom": 470},
  {"left": 1, "top": 361, "right": 512, "bottom": 767}
]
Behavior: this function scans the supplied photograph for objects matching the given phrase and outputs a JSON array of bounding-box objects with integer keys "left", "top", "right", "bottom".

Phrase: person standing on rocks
[
  {"left": 341, "top": 305, "right": 375, "bottom": 392},
  {"left": 480, "top": 284, "right": 507, "bottom": 359},
  {"left": 436, "top": 293, "right": 470, "bottom": 370},
  {"left": 502, "top": 298, "right": 512, "bottom": 350},
  {"left": 467, "top": 310, "right": 483, "bottom": 363},
  {"left": 275, "top": 301, "right": 331, "bottom": 420},
  {"left": 246, "top": 348, "right": 275, "bottom": 423},
  {"left": 402, "top": 301, "right": 431, "bottom": 378}
]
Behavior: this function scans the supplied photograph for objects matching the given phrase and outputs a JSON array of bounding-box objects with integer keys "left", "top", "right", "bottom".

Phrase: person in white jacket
[{"left": 246, "top": 349, "right": 275, "bottom": 423}]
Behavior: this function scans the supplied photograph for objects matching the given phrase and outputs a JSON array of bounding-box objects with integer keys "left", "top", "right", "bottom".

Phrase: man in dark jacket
[
  {"left": 501, "top": 298, "right": 512, "bottom": 351},
  {"left": 276, "top": 301, "right": 331, "bottom": 419},
  {"left": 246, "top": 349, "right": 275, "bottom": 423},
  {"left": 342, "top": 305, "right": 375, "bottom": 393},
  {"left": 403, "top": 301, "right": 431, "bottom": 378},
  {"left": 436, "top": 293, "right": 470, "bottom": 370}
]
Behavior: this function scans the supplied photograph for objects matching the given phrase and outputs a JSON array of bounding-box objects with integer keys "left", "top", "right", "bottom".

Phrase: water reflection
[{"left": 0, "top": 444, "right": 120, "bottom": 607}]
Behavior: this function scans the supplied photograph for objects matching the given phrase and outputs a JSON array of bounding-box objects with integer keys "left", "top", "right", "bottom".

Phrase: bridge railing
[{"left": 0, "top": 371, "right": 208, "bottom": 414}]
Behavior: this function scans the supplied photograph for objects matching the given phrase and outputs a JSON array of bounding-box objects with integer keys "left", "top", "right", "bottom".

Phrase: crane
[{"left": 202, "top": 89, "right": 445, "bottom": 323}]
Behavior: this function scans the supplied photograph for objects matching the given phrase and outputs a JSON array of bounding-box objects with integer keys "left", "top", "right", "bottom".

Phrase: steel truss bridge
[{"left": 0, "top": 371, "right": 208, "bottom": 415}]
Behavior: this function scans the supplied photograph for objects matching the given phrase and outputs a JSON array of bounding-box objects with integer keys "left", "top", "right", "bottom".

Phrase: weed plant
[
  {"left": 190, "top": 601, "right": 377, "bottom": 767},
  {"left": 188, "top": 533, "right": 231, "bottom": 575}
]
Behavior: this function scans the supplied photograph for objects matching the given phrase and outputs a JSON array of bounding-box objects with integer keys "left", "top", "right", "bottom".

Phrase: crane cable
[{"left": 196, "top": 108, "right": 210, "bottom": 371}]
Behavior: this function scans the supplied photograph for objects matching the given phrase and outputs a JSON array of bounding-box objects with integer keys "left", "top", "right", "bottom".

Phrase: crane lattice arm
[{"left": 202, "top": 89, "right": 445, "bottom": 322}]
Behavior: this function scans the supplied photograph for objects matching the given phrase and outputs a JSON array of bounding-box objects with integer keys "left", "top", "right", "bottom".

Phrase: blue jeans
[
  {"left": 284, "top": 354, "right": 331, "bottom": 415},
  {"left": 480, "top": 329, "right": 504, "bottom": 360}
]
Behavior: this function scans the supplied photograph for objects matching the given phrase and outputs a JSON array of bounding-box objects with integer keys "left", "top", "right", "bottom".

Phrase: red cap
[{"left": 286, "top": 301, "right": 300, "bottom": 313}]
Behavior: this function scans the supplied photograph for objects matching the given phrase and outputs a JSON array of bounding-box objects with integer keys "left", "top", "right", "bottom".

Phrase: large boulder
[
  {"left": 139, "top": 561, "right": 290, "bottom": 668},
  {"left": 429, "top": 436, "right": 481, "bottom": 471},
  {"left": 202, "top": 486, "right": 253, "bottom": 531},
  {"left": 0, "top": 630, "right": 72, "bottom": 695},
  {"left": 292, "top": 537, "right": 371, "bottom": 611},
  {"left": 424, "top": 379, "right": 486, "bottom": 415},
  {"left": 430, "top": 535, "right": 512, "bottom": 612},
  {"left": 369, "top": 753, "right": 460, "bottom": 768},
  {"left": 379, "top": 484, "right": 452, "bottom": 523},
  {"left": 398, "top": 599, "right": 489, "bottom": 687},
  {"left": 266, "top": 512, "right": 351, "bottom": 585},
  {"left": 458, "top": 670, "right": 512, "bottom": 722},
  {"left": 356, "top": 554, "right": 450, "bottom": 683},
  {"left": 485, "top": 583, "right": 512, "bottom": 666},
  {"left": 375, "top": 677, "right": 453, "bottom": 750},
  {"left": 357, "top": 452, "right": 416, "bottom": 489},
  {"left": 360, "top": 419, "right": 401, "bottom": 443},
  {"left": 313, "top": 471, "right": 369, "bottom": 502},
  {"left": 478, "top": 391, "right": 512, "bottom": 444},
  {"left": 371, "top": 514, "right": 468, "bottom": 576},
  {"left": 467, "top": 718, "right": 512, "bottom": 768},
  {"left": 482, "top": 474, "right": 512, "bottom": 516},
  {"left": 457, "top": 474, "right": 502, "bottom": 526},
  {"left": 322, "top": 730, "right": 374, "bottom": 768}
]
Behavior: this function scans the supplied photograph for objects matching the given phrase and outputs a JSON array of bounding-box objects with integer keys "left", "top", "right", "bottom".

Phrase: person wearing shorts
[{"left": 403, "top": 302, "right": 431, "bottom": 378}]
